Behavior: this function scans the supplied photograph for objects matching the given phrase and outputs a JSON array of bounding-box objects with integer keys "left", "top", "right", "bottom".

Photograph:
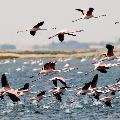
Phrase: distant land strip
[{"left": 0, "top": 49, "right": 120, "bottom": 59}]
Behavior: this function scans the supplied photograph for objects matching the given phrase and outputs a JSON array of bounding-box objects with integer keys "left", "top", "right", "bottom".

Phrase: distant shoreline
[{"left": 0, "top": 49, "right": 119, "bottom": 59}]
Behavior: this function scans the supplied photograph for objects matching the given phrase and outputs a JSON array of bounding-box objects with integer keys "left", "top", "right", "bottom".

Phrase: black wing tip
[
  {"left": 97, "top": 68, "right": 107, "bottom": 73},
  {"left": 23, "top": 83, "right": 29, "bottom": 89},
  {"left": 89, "top": 7, "right": 94, "bottom": 10},
  {"left": 8, "top": 93, "right": 20, "bottom": 102},
  {"left": 37, "top": 90, "right": 46, "bottom": 96},
  {"left": 1, "top": 74, "right": 6, "bottom": 78},
  {"left": 38, "top": 21, "right": 44, "bottom": 25},
  {"left": 1, "top": 73, "right": 10, "bottom": 88},
  {"left": 41, "top": 21, "right": 44, "bottom": 23},
  {"left": 75, "top": 8, "right": 83, "bottom": 10},
  {"left": 75, "top": 9, "right": 83, "bottom": 12},
  {"left": 91, "top": 74, "right": 98, "bottom": 84},
  {"left": 94, "top": 74, "right": 98, "bottom": 78},
  {"left": 82, "top": 82, "right": 91, "bottom": 90},
  {"left": 106, "top": 44, "right": 114, "bottom": 49}
]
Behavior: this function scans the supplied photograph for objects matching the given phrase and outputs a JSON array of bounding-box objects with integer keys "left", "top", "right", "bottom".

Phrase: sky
[{"left": 0, "top": 0, "right": 120, "bottom": 50}]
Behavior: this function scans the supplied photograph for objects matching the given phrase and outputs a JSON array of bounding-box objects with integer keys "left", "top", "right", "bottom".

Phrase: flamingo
[
  {"left": 31, "top": 90, "right": 46, "bottom": 101},
  {"left": 100, "top": 96, "right": 112, "bottom": 107},
  {"left": 17, "top": 21, "right": 47, "bottom": 36},
  {"left": 0, "top": 74, "right": 31, "bottom": 103},
  {"left": 77, "top": 74, "right": 98, "bottom": 95},
  {"left": 39, "top": 61, "right": 58, "bottom": 75},
  {"left": 99, "top": 44, "right": 117, "bottom": 62},
  {"left": 103, "top": 44, "right": 114, "bottom": 57},
  {"left": 85, "top": 62, "right": 111, "bottom": 75},
  {"left": 90, "top": 89, "right": 104, "bottom": 101},
  {"left": 0, "top": 74, "right": 11, "bottom": 99},
  {"left": 17, "top": 83, "right": 30, "bottom": 96},
  {"left": 49, "top": 87, "right": 66, "bottom": 102},
  {"left": 72, "top": 7, "right": 106, "bottom": 22},
  {"left": 76, "top": 82, "right": 91, "bottom": 95},
  {"left": 115, "top": 21, "right": 120, "bottom": 24},
  {"left": 48, "top": 30, "right": 76, "bottom": 42},
  {"left": 49, "top": 77, "right": 69, "bottom": 88}
]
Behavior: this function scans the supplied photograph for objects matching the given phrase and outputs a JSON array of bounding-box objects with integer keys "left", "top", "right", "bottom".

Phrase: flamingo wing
[
  {"left": 43, "top": 62, "right": 51, "bottom": 70},
  {"left": 1, "top": 74, "right": 10, "bottom": 88},
  {"left": 106, "top": 44, "right": 114, "bottom": 57},
  {"left": 33, "top": 21, "right": 44, "bottom": 28},
  {"left": 52, "top": 80, "right": 57, "bottom": 87},
  {"left": 54, "top": 93, "right": 62, "bottom": 102},
  {"left": 82, "top": 82, "right": 91, "bottom": 90},
  {"left": 37, "top": 91, "right": 46, "bottom": 96},
  {"left": 58, "top": 79, "right": 67, "bottom": 87},
  {"left": 91, "top": 74, "right": 98, "bottom": 88},
  {"left": 7, "top": 93, "right": 20, "bottom": 102},
  {"left": 75, "top": 9, "right": 85, "bottom": 15}
]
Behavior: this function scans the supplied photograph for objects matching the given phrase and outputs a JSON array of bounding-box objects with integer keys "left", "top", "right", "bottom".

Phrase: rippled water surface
[{"left": 0, "top": 58, "right": 120, "bottom": 120}]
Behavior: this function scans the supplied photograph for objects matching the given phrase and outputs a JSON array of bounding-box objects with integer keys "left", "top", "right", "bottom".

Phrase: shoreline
[{"left": 0, "top": 49, "right": 119, "bottom": 59}]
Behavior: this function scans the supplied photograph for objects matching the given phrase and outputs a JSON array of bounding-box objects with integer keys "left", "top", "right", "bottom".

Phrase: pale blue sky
[{"left": 0, "top": 0, "right": 120, "bottom": 50}]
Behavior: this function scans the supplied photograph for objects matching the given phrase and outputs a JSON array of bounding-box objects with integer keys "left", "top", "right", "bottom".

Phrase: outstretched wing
[
  {"left": 58, "top": 79, "right": 67, "bottom": 87},
  {"left": 52, "top": 80, "right": 57, "bottom": 87},
  {"left": 91, "top": 74, "right": 98, "bottom": 88},
  {"left": 37, "top": 91, "right": 46, "bottom": 96},
  {"left": 43, "top": 62, "right": 56, "bottom": 70},
  {"left": 44, "top": 62, "right": 50, "bottom": 70},
  {"left": 19, "top": 83, "right": 29, "bottom": 91},
  {"left": 82, "top": 82, "right": 91, "bottom": 90},
  {"left": 115, "top": 22, "right": 119, "bottom": 24},
  {"left": 50, "top": 62, "right": 56, "bottom": 70},
  {"left": 106, "top": 44, "right": 114, "bottom": 51},
  {"left": 75, "top": 9, "right": 84, "bottom": 15},
  {"left": 33, "top": 21, "right": 44, "bottom": 28},
  {"left": 97, "top": 68, "right": 107, "bottom": 73},
  {"left": 106, "top": 44, "right": 114, "bottom": 57},
  {"left": 54, "top": 93, "right": 62, "bottom": 102},
  {"left": 7, "top": 93, "right": 20, "bottom": 102},
  {"left": 1, "top": 74, "right": 10, "bottom": 88}
]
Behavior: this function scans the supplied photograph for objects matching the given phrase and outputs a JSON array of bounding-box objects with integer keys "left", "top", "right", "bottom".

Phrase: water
[{"left": 0, "top": 58, "right": 120, "bottom": 120}]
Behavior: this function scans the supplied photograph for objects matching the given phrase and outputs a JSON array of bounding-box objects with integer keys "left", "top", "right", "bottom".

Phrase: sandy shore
[{"left": 0, "top": 49, "right": 119, "bottom": 59}]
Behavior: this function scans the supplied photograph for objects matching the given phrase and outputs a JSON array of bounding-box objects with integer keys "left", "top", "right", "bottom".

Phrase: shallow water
[{"left": 0, "top": 58, "right": 120, "bottom": 120}]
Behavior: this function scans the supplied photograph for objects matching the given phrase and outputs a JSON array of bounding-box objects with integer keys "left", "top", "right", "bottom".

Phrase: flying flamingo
[
  {"left": 103, "top": 44, "right": 114, "bottom": 57},
  {"left": 49, "top": 87, "right": 66, "bottom": 102},
  {"left": 49, "top": 76, "right": 70, "bottom": 88},
  {"left": 39, "top": 61, "right": 57, "bottom": 75},
  {"left": 31, "top": 90, "right": 46, "bottom": 101},
  {"left": 48, "top": 30, "right": 76, "bottom": 42},
  {"left": 100, "top": 96, "right": 112, "bottom": 107},
  {"left": 72, "top": 7, "right": 106, "bottom": 22},
  {"left": 115, "top": 21, "right": 120, "bottom": 24},
  {"left": 17, "top": 21, "right": 47, "bottom": 36},
  {"left": 0, "top": 74, "right": 11, "bottom": 99},
  {"left": 100, "top": 44, "right": 117, "bottom": 62},
  {"left": 76, "top": 82, "right": 91, "bottom": 95},
  {"left": 85, "top": 62, "right": 111, "bottom": 75},
  {"left": 76, "top": 74, "right": 98, "bottom": 95}
]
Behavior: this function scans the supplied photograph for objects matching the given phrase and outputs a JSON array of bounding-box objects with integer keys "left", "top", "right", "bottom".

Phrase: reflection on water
[{"left": 0, "top": 58, "right": 120, "bottom": 120}]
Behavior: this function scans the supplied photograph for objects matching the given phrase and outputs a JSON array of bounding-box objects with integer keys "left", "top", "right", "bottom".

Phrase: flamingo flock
[
  {"left": 16, "top": 7, "right": 108, "bottom": 43},
  {"left": 1, "top": 4, "right": 120, "bottom": 118},
  {"left": 0, "top": 44, "right": 120, "bottom": 109}
]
